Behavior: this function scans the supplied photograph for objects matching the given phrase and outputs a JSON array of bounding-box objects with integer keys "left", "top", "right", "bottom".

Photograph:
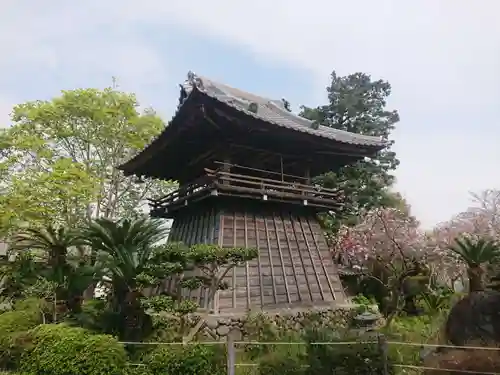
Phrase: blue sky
[{"left": 1, "top": 0, "right": 500, "bottom": 228}]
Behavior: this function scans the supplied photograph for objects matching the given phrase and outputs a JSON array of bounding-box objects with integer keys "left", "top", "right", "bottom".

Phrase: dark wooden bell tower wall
[{"left": 164, "top": 199, "right": 344, "bottom": 313}]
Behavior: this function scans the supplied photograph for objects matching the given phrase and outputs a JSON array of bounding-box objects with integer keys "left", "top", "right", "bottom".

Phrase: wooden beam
[{"left": 202, "top": 109, "right": 221, "bottom": 130}]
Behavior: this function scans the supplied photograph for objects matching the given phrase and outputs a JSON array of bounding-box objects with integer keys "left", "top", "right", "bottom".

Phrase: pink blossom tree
[
  {"left": 335, "top": 206, "right": 428, "bottom": 272},
  {"left": 334, "top": 206, "right": 436, "bottom": 319},
  {"left": 429, "top": 189, "right": 500, "bottom": 290}
]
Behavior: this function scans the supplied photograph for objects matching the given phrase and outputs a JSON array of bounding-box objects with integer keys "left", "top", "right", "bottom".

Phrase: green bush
[
  {"left": 145, "top": 344, "right": 225, "bottom": 375},
  {"left": 0, "top": 308, "right": 41, "bottom": 370},
  {"left": 0, "top": 308, "right": 40, "bottom": 336},
  {"left": 71, "top": 298, "right": 114, "bottom": 333},
  {"left": 303, "top": 329, "right": 395, "bottom": 375},
  {"left": 257, "top": 332, "right": 306, "bottom": 375},
  {"left": 259, "top": 348, "right": 305, "bottom": 375},
  {"left": 20, "top": 324, "right": 127, "bottom": 375},
  {"left": 383, "top": 314, "right": 446, "bottom": 368},
  {"left": 14, "top": 297, "right": 45, "bottom": 312}
]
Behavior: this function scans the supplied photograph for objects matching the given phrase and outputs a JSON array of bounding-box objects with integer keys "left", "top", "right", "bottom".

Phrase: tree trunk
[
  {"left": 468, "top": 266, "right": 484, "bottom": 293},
  {"left": 120, "top": 289, "right": 152, "bottom": 342},
  {"left": 66, "top": 294, "right": 83, "bottom": 314}
]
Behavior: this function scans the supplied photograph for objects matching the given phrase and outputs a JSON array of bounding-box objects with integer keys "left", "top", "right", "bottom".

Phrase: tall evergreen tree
[{"left": 300, "top": 71, "right": 400, "bottom": 229}]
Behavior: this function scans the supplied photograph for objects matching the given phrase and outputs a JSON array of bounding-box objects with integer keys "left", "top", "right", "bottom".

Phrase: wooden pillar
[
  {"left": 304, "top": 166, "right": 311, "bottom": 185},
  {"left": 222, "top": 157, "right": 231, "bottom": 186},
  {"left": 280, "top": 155, "right": 284, "bottom": 182},
  {"left": 303, "top": 165, "right": 311, "bottom": 198}
]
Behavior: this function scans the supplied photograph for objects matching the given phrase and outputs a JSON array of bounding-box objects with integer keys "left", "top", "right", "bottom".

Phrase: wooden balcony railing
[{"left": 149, "top": 168, "right": 343, "bottom": 215}]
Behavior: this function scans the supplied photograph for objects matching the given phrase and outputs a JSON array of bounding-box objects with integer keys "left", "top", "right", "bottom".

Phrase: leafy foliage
[
  {"left": 0, "top": 87, "right": 173, "bottom": 232},
  {"left": 304, "top": 328, "right": 395, "bottom": 375},
  {"left": 449, "top": 236, "right": 500, "bottom": 292},
  {"left": 9, "top": 225, "right": 96, "bottom": 314},
  {"left": 0, "top": 308, "right": 41, "bottom": 370},
  {"left": 0, "top": 252, "right": 41, "bottom": 301},
  {"left": 300, "top": 71, "right": 400, "bottom": 229},
  {"left": 20, "top": 324, "right": 127, "bottom": 375},
  {"left": 259, "top": 348, "right": 305, "bottom": 375},
  {"left": 188, "top": 244, "right": 258, "bottom": 309},
  {"left": 145, "top": 344, "right": 226, "bottom": 375},
  {"left": 79, "top": 217, "right": 170, "bottom": 341},
  {"left": 449, "top": 236, "right": 500, "bottom": 267},
  {"left": 420, "top": 290, "right": 453, "bottom": 314}
]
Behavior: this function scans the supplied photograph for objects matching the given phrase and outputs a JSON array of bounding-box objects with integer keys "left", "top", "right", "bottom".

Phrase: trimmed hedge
[
  {"left": 0, "top": 308, "right": 41, "bottom": 370},
  {"left": 20, "top": 324, "right": 127, "bottom": 375},
  {"left": 0, "top": 306, "right": 41, "bottom": 334},
  {"left": 145, "top": 344, "right": 226, "bottom": 375}
]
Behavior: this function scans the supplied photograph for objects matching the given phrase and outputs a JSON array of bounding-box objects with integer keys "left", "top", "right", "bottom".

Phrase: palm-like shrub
[
  {"left": 449, "top": 236, "right": 500, "bottom": 292},
  {"left": 11, "top": 225, "right": 78, "bottom": 277},
  {"left": 80, "top": 217, "right": 169, "bottom": 341},
  {"left": 0, "top": 252, "right": 41, "bottom": 301},
  {"left": 9, "top": 225, "right": 92, "bottom": 313}
]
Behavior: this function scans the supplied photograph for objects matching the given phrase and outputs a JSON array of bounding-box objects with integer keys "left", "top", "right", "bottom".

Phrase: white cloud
[
  {"left": 0, "top": 1, "right": 168, "bottom": 97},
  {"left": 0, "top": 98, "right": 14, "bottom": 127},
  {"left": 1, "top": 0, "right": 499, "bottom": 228}
]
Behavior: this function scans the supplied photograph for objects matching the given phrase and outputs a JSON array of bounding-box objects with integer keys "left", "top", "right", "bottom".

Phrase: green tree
[
  {"left": 300, "top": 71, "right": 400, "bottom": 229},
  {"left": 0, "top": 158, "right": 96, "bottom": 233},
  {"left": 0, "top": 87, "right": 173, "bottom": 232}
]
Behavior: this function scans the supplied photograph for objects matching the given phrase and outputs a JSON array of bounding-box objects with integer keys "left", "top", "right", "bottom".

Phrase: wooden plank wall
[{"left": 161, "top": 204, "right": 345, "bottom": 313}]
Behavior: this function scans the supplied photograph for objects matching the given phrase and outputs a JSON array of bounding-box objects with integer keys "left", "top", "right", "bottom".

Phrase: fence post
[
  {"left": 378, "top": 334, "right": 389, "bottom": 375},
  {"left": 227, "top": 331, "right": 236, "bottom": 375}
]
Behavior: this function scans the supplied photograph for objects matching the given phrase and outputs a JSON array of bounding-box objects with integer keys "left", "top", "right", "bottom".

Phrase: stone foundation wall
[
  {"left": 151, "top": 305, "right": 384, "bottom": 343},
  {"left": 200, "top": 308, "right": 356, "bottom": 341}
]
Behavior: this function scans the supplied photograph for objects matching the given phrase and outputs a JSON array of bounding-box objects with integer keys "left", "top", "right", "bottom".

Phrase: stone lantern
[{"left": 351, "top": 311, "right": 382, "bottom": 337}]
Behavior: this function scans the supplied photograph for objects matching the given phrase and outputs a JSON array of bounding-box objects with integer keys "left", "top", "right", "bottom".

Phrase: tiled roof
[{"left": 182, "top": 72, "right": 387, "bottom": 148}]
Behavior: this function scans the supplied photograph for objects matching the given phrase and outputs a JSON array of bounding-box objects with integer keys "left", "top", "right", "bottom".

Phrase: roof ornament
[
  {"left": 182, "top": 71, "right": 205, "bottom": 96},
  {"left": 248, "top": 102, "right": 258, "bottom": 114},
  {"left": 186, "top": 71, "right": 204, "bottom": 90},
  {"left": 281, "top": 98, "right": 291, "bottom": 112}
]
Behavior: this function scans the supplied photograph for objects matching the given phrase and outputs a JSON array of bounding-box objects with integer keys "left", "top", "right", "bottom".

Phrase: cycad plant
[
  {"left": 10, "top": 225, "right": 91, "bottom": 313},
  {"left": 420, "top": 289, "right": 453, "bottom": 314},
  {"left": 449, "top": 236, "right": 500, "bottom": 293},
  {"left": 0, "top": 251, "right": 41, "bottom": 302},
  {"left": 80, "top": 216, "right": 169, "bottom": 341}
]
